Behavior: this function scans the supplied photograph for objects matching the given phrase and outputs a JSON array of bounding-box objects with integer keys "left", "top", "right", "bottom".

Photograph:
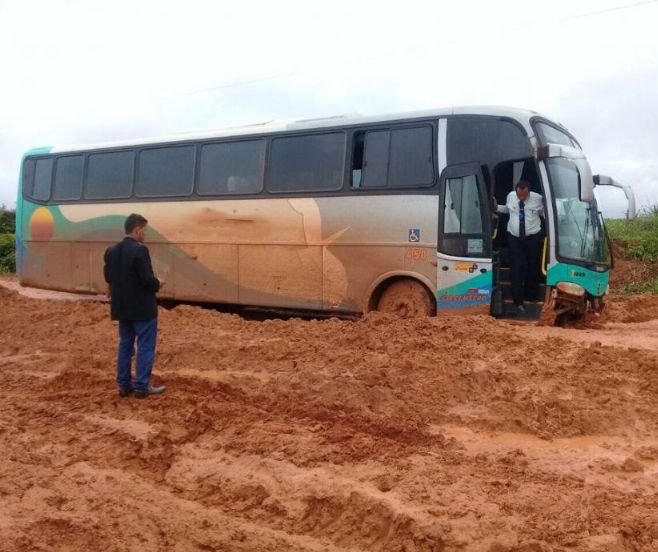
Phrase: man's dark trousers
[
  {"left": 117, "top": 318, "right": 158, "bottom": 392},
  {"left": 508, "top": 232, "right": 542, "bottom": 306}
]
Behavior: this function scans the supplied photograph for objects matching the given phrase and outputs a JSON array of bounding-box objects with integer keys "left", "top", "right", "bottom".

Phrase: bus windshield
[{"left": 547, "top": 158, "right": 609, "bottom": 267}]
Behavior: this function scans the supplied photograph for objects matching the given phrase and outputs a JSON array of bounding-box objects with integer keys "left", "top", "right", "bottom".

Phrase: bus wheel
[{"left": 376, "top": 279, "right": 434, "bottom": 318}]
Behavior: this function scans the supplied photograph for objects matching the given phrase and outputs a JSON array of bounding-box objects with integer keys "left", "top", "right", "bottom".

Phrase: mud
[
  {"left": 604, "top": 293, "right": 658, "bottom": 324},
  {"left": 1, "top": 278, "right": 658, "bottom": 551},
  {"left": 608, "top": 242, "right": 658, "bottom": 295}
]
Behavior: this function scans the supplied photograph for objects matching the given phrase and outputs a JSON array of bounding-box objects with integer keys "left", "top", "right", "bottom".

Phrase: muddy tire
[{"left": 376, "top": 279, "right": 434, "bottom": 318}]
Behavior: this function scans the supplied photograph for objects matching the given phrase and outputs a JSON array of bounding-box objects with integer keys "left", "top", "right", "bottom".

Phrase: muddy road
[{"left": 1, "top": 278, "right": 658, "bottom": 551}]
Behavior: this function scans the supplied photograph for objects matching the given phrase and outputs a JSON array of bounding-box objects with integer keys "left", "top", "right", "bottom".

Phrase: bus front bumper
[{"left": 540, "top": 282, "right": 606, "bottom": 325}]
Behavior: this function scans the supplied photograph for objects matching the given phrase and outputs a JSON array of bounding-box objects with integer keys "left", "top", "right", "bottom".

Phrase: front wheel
[{"left": 376, "top": 279, "right": 434, "bottom": 318}]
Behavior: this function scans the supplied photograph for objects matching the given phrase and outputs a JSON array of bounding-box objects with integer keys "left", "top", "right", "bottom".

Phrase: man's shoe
[
  {"left": 516, "top": 304, "right": 527, "bottom": 316},
  {"left": 134, "top": 385, "right": 166, "bottom": 399},
  {"left": 118, "top": 387, "right": 134, "bottom": 398}
]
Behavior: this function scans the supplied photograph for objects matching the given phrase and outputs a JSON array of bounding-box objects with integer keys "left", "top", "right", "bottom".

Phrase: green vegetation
[
  {"left": 607, "top": 211, "right": 658, "bottom": 262},
  {"left": 606, "top": 209, "right": 658, "bottom": 293},
  {"left": 0, "top": 206, "right": 16, "bottom": 274},
  {"left": 623, "top": 279, "right": 658, "bottom": 294}
]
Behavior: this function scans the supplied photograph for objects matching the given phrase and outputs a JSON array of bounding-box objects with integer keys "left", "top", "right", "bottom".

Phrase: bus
[{"left": 16, "top": 106, "right": 623, "bottom": 323}]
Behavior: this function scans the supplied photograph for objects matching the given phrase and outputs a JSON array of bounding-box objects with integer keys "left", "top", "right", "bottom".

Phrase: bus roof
[{"left": 39, "top": 105, "right": 562, "bottom": 155}]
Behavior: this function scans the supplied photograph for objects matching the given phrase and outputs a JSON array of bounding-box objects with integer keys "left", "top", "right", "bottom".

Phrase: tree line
[{"left": 0, "top": 206, "right": 16, "bottom": 274}]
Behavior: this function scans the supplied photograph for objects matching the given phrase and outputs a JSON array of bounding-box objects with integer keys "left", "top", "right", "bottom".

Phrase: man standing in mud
[
  {"left": 104, "top": 213, "right": 166, "bottom": 399},
  {"left": 493, "top": 181, "right": 544, "bottom": 315}
]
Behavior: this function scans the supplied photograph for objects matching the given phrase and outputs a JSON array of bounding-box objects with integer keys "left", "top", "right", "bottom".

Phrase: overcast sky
[{"left": 1, "top": 0, "right": 657, "bottom": 217}]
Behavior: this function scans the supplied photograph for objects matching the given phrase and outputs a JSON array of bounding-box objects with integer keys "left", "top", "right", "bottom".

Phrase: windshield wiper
[{"left": 580, "top": 207, "right": 591, "bottom": 258}]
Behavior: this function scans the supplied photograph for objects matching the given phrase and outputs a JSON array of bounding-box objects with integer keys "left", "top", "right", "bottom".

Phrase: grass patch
[
  {"left": 606, "top": 211, "right": 658, "bottom": 263},
  {"left": 0, "top": 207, "right": 16, "bottom": 274},
  {"left": 0, "top": 233, "right": 15, "bottom": 274},
  {"left": 607, "top": 210, "right": 658, "bottom": 294},
  {"left": 623, "top": 277, "right": 658, "bottom": 294}
]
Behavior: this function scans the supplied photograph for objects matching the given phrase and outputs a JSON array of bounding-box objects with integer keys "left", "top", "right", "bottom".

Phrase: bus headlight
[{"left": 556, "top": 282, "right": 585, "bottom": 297}]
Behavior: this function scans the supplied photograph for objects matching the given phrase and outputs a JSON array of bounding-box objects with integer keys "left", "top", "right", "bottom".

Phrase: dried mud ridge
[{"left": 1, "top": 282, "right": 658, "bottom": 551}]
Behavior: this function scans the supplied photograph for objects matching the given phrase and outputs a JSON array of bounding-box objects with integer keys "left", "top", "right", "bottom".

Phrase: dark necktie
[{"left": 519, "top": 200, "right": 526, "bottom": 240}]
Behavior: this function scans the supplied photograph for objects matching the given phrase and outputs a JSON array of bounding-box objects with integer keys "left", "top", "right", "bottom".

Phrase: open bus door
[{"left": 437, "top": 163, "right": 493, "bottom": 313}]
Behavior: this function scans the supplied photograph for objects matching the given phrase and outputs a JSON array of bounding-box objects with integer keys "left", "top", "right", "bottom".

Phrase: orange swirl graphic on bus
[{"left": 30, "top": 207, "right": 55, "bottom": 241}]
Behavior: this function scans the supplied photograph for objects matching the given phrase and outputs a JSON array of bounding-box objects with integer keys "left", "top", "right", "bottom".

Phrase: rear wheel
[{"left": 376, "top": 279, "right": 434, "bottom": 318}]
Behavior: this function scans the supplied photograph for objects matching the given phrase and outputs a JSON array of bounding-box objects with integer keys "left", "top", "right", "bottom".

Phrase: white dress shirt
[{"left": 497, "top": 191, "right": 544, "bottom": 238}]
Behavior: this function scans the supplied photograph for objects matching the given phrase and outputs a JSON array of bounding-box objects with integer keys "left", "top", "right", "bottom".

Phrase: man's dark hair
[
  {"left": 124, "top": 213, "right": 148, "bottom": 234},
  {"left": 515, "top": 180, "right": 531, "bottom": 191}
]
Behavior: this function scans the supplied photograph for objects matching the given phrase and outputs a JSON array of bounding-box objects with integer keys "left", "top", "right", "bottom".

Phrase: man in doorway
[
  {"left": 493, "top": 181, "right": 544, "bottom": 315},
  {"left": 104, "top": 213, "right": 166, "bottom": 398}
]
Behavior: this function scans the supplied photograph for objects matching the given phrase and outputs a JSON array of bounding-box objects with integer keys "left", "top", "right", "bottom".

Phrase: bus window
[
  {"left": 33, "top": 158, "right": 53, "bottom": 202},
  {"left": 362, "top": 130, "right": 389, "bottom": 188},
  {"left": 137, "top": 145, "right": 195, "bottom": 197},
  {"left": 447, "top": 117, "right": 531, "bottom": 168},
  {"left": 443, "top": 176, "right": 483, "bottom": 235},
  {"left": 197, "top": 139, "right": 265, "bottom": 196},
  {"left": 86, "top": 151, "right": 134, "bottom": 200},
  {"left": 22, "top": 158, "right": 36, "bottom": 199},
  {"left": 535, "top": 122, "right": 578, "bottom": 148},
  {"left": 351, "top": 132, "right": 364, "bottom": 188},
  {"left": 53, "top": 155, "right": 83, "bottom": 201},
  {"left": 389, "top": 126, "right": 433, "bottom": 187},
  {"left": 268, "top": 133, "right": 345, "bottom": 193},
  {"left": 353, "top": 125, "right": 434, "bottom": 189},
  {"left": 440, "top": 170, "right": 489, "bottom": 258}
]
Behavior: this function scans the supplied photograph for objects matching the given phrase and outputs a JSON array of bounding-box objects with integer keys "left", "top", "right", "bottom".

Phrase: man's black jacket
[{"left": 104, "top": 237, "right": 160, "bottom": 321}]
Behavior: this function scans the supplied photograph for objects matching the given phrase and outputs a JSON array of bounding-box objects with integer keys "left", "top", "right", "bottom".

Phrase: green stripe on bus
[{"left": 546, "top": 263, "right": 609, "bottom": 296}]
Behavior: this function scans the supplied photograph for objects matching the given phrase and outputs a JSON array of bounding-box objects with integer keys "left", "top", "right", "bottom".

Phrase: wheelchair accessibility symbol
[{"left": 408, "top": 228, "right": 420, "bottom": 243}]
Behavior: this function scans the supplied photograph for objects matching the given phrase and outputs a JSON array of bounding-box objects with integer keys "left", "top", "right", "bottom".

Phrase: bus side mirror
[{"left": 594, "top": 174, "right": 636, "bottom": 219}]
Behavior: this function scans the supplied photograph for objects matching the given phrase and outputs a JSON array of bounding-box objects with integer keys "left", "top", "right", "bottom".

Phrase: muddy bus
[{"left": 16, "top": 106, "right": 623, "bottom": 323}]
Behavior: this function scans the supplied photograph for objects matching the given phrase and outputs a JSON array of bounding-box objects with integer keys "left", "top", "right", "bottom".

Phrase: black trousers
[{"left": 508, "top": 233, "right": 542, "bottom": 305}]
